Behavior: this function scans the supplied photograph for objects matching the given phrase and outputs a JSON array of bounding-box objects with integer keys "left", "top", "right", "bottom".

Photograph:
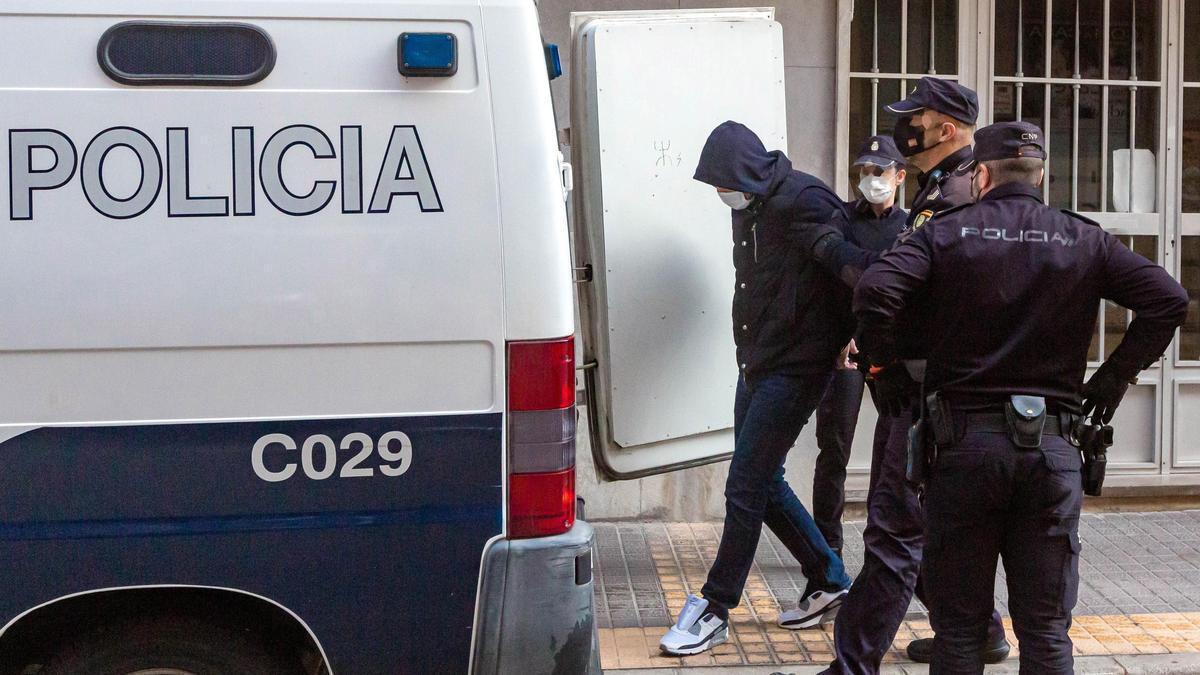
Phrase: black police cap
[
  {"left": 886, "top": 76, "right": 979, "bottom": 125},
  {"left": 853, "top": 135, "right": 906, "bottom": 168},
  {"left": 973, "top": 121, "right": 1047, "bottom": 162}
]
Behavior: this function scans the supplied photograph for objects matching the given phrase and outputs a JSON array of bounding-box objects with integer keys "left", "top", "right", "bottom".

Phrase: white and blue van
[
  {"left": 0, "top": 1, "right": 788, "bottom": 672},
  {"left": 0, "top": 1, "right": 595, "bottom": 673}
]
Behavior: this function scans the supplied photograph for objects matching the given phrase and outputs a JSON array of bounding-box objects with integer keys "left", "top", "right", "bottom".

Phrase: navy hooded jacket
[{"left": 694, "top": 121, "right": 855, "bottom": 386}]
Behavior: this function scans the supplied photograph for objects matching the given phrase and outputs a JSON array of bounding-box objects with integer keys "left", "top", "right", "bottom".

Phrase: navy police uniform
[
  {"left": 808, "top": 136, "right": 908, "bottom": 557},
  {"left": 854, "top": 122, "right": 1189, "bottom": 673},
  {"left": 822, "top": 78, "right": 1010, "bottom": 675},
  {"left": 907, "top": 145, "right": 974, "bottom": 232}
]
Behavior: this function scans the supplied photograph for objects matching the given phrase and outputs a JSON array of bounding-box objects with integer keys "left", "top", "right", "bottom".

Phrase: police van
[
  {"left": 0, "top": 0, "right": 788, "bottom": 672},
  {"left": 0, "top": 1, "right": 596, "bottom": 673}
]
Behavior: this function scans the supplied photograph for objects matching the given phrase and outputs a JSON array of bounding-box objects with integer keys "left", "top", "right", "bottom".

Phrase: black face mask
[{"left": 893, "top": 115, "right": 933, "bottom": 157}]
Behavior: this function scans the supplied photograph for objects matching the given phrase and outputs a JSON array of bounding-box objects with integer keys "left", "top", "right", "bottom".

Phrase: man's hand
[
  {"left": 837, "top": 339, "right": 859, "bottom": 370},
  {"left": 1082, "top": 360, "right": 1136, "bottom": 424},
  {"left": 866, "top": 363, "right": 915, "bottom": 417}
]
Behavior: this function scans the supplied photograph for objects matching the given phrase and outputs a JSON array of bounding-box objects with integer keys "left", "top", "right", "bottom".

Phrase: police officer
[
  {"left": 815, "top": 77, "right": 1009, "bottom": 675},
  {"left": 853, "top": 121, "right": 1189, "bottom": 673},
  {"left": 659, "top": 121, "right": 854, "bottom": 656},
  {"left": 807, "top": 135, "right": 908, "bottom": 561},
  {"left": 889, "top": 76, "right": 977, "bottom": 231}
]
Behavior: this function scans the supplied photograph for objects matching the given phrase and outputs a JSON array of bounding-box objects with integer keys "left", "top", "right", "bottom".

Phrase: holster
[
  {"left": 1004, "top": 395, "right": 1047, "bottom": 448},
  {"left": 905, "top": 391, "right": 951, "bottom": 486},
  {"left": 1072, "top": 418, "right": 1114, "bottom": 497}
]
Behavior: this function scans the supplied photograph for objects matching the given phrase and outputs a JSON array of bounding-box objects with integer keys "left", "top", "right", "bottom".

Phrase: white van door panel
[{"left": 570, "top": 9, "right": 787, "bottom": 478}]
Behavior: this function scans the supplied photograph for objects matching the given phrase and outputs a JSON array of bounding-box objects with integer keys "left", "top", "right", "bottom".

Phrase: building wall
[{"left": 534, "top": 1, "right": 843, "bottom": 520}]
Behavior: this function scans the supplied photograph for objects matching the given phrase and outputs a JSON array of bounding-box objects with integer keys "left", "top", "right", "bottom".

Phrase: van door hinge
[
  {"left": 558, "top": 151, "right": 574, "bottom": 201},
  {"left": 576, "top": 360, "right": 597, "bottom": 371},
  {"left": 573, "top": 264, "right": 593, "bottom": 283}
]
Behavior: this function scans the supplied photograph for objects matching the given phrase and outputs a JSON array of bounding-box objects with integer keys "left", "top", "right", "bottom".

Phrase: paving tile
[{"left": 595, "top": 510, "right": 1200, "bottom": 670}]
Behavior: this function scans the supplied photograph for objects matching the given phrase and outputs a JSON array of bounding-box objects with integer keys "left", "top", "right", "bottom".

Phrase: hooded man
[{"left": 658, "top": 121, "right": 853, "bottom": 656}]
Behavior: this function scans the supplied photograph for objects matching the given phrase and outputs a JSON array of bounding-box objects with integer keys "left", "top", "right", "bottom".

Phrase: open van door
[{"left": 569, "top": 8, "right": 787, "bottom": 479}]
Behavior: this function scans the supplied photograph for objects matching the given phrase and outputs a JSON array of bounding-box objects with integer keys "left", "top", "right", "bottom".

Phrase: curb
[{"left": 605, "top": 653, "right": 1200, "bottom": 674}]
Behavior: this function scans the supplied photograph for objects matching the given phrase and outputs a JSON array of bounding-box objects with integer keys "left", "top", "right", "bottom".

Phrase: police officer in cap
[
  {"left": 853, "top": 121, "right": 1188, "bottom": 673},
  {"left": 889, "top": 76, "right": 978, "bottom": 231},
  {"left": 814, "top": 77, "right": 1010, "bottom": 675},
  {"left": 805, "top": 135, "right": 908, "bottom": 562}
]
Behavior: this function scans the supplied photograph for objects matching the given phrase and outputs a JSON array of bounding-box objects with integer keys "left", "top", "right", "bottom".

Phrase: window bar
[
  {"left": 1128, "top": 0, "right": 1137, "bottom": 213},
  {"left": 1045, "top": 0, "right": 1053, "bottom": 79},
  {"left": 1103, "top": 0, "right": 1110, "bottom": 81},
  {"left": 1124, "top": 86, "right": 1138, "bottom": 213},
  {"left": 1072, "top": 0, "right": 1081, "bottom": 210},
  {"left": 872, "top": 0, "right": 880, "bottom": 76},
  {"left": 1016, "top": 0, "right": 1025, "bottom": 119},
  {"left": 1130, "top": 0, "right": 1137, "bottom": 81},
  {"left": 1101, "top": 85, "right": 1110, "bottom": 211},
  {"left": 1017, "top": 0, "right": 1024, "bottom": 77},
  {"left": 871, "top": 78, "right": 880, "bottom": 134},
  {"left": 1044, "top": 0, "right": 1053, "bottom": 202},
  {"left": 929, "top": 0, "right": 937, "bottom": 74},
  {"left": 1101, "top": 0, "right": 1110, "bottom": 211},
  {"left": 871, "top": 0, "right": 880, "bottom": 136},
  {"left": 899, "top": 0, "right": 909, "bottom": 207}
]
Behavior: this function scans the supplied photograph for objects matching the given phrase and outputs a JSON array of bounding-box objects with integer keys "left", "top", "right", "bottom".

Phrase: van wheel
[{"left": 41, "top": 616, "right": 304, "bottom": 675}]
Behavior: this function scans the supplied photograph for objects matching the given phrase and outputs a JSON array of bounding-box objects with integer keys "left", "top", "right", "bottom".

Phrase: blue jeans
[{"left": 701, "top": 373, "right": 852, "bottom": 617}]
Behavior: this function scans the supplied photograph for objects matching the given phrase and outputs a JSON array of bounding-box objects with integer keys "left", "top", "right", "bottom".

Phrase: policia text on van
[{"left": 8, "top": 125, "right": 443, "bottom": 220}]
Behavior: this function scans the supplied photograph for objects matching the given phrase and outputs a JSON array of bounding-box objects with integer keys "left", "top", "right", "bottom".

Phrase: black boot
[{"left": 905, "top": 636, "right": 1010, "bottom": 664}]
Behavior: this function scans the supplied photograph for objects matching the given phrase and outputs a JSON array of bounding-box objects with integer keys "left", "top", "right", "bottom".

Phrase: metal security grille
[
  {"left": 1174, "top": 1, "right": 1200, "bottom": 469},
  {"left": 991, "top": 1, "right": 1161, "bottom": 218},
  {"left": 992, "top": 1, "right": 1163, "bottom": 378},
  {"left": 838, "top": 0, "right": 1200, "bottom": 479},
  {"left": 844, "top": 0, "right": 960, "bottom": 206},
  {"left": 1179, "top": 3, "right": 1200, "bottom": 364}
]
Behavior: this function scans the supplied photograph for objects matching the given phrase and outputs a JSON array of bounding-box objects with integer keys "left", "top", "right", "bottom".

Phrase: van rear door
[{"left": 569, "top": 9, "right": 788, "bottom": 478}]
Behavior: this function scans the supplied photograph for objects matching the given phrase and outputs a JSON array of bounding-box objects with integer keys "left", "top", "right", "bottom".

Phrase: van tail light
[{"left": 507, "top": 337, "right": 576, "bottom": 539}]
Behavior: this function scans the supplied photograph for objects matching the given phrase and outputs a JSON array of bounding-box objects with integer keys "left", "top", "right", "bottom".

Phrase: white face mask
[
  {"left": 858, "top": 175, "right": 896, "bottom": 205},
  {"left": 718, "top": 191, "right": 752, "bottom": 210}
]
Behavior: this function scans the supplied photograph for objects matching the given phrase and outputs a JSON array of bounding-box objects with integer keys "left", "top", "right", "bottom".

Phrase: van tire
[{"left": 40, "top": 615, "right": 304, "bottom": 675}]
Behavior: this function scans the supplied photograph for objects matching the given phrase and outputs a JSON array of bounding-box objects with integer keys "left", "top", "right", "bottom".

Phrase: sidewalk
[{"left": 594, "top": 511, "right": 1200, "bottom": 673}]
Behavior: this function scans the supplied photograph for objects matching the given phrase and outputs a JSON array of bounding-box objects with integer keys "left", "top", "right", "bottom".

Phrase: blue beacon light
[{"left": 398, "top": 32, "right": 458, "bottom": 77}]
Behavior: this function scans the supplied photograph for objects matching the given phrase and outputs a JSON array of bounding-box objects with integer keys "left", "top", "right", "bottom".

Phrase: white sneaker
[
  {"left": 659, "top": 594, "right": 729, "bottom": 655},
  {"left": 778, "top": 588, "right": 848, "bottom": 629}
]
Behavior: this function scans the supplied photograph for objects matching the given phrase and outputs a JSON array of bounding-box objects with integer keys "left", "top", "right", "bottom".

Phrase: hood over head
[{"left": 694, "top": 121, "right": 791, "bottom": 197}]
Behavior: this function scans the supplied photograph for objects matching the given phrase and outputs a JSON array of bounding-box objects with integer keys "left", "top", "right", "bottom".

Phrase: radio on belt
[{"left": 398, "top": 32, "right": 457, "bottom": 77}]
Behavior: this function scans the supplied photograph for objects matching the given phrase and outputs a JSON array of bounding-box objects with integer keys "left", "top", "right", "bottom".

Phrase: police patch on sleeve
[{"left": 912, "top": 209, "right": 934, "bottom": 230}]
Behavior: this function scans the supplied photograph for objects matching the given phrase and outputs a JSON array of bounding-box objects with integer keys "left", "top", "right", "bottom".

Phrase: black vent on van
[{"left": 98, "top": 21, "right": 275, "bottom": 86}]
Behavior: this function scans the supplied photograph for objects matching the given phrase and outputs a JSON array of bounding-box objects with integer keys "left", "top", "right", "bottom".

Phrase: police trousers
[
  {"left": 813, "top": 368, "right": 865, "bottom": 554},
  {"left": 923, "top": 429, "right": 1083, "bottom": 675},
  {"left": 824, "top": 404, "right": 1005, "bottom": 675}
]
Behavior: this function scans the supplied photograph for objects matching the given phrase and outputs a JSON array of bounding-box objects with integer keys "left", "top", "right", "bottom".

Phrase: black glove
[
  {"left": 867, "top": 364, "right": 915, "bottom": 418},
  {"left": 1082, "top": 360, "right": 1136, "bottom": 424},
  {"left": 790, "top": 222, "right": 843, "bottom": 262}
]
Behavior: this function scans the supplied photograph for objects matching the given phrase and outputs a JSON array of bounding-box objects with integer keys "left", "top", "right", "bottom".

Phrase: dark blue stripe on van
[
  {"left": 0, "top": 413, "right": 503, "bottom": 675},
  {"left": 0, "top": 504, "right": 496, "bottom": 541}
]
